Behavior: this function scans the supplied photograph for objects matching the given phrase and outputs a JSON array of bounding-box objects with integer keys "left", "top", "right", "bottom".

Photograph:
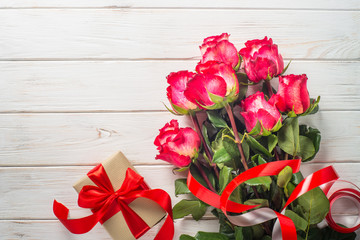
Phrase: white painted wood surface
[{"left": 0, "top": 2, "right": 359, "bottom": 239}]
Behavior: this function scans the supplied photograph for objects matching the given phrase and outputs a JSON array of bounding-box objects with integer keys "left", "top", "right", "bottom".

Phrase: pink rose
[
  {"left": 270, "top": 74, "right": 310, "bottom": 114},
  {"left": 154, "top": 120, "right": 201, "bottom": 167},
  {"left": 199, "top": 33, "right": 240, "bottom": 70},
  {"left": 166, "top": 71, "right": 198, "bottom": 114},
  {"left": 196, "top": 61, "right": 239, "bottom": 97},
  {"left": 239, "top": 37, "right": 284, "bottom": 83},
  {"left": 240, "top": 92, "right": 282, "bottom": 133},
  {"left": 184, "top": 73, "right": 227, "bottom": 109}
]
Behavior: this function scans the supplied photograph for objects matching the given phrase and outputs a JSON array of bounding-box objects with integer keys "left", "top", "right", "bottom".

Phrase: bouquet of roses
[{"left": 154, "top": 34, "right": 359, "bottom": 240}]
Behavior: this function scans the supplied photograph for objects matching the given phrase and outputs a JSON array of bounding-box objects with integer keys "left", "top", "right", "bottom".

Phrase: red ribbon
[
  {"left": 187, "top": 160, "right": 360, "bottom": 239},
  {"left": 53, "top": 165, "right": 174, "bottom": 240}
]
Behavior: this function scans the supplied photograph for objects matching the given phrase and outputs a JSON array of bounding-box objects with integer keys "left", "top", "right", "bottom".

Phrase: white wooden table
[{"left": 0, "top": 1, "right": 359, "bottom": 239}]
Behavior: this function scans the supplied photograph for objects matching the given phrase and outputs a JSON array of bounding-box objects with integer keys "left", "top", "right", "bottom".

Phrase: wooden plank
[
  {"left": 0, "top": 112, "right": 359, "bottom": 166},
  {"left": 0, "top": 0, "right": 359, "bottom": 9},
  {"left": 0, "top": 164, "right": 359, "bottom": 219},
  {"left": 0, "top": 219, "right": 222, "bottom": 240},
  {"left": 0, "top": 10, "right": 358, "bottom": 60},
  {"left": 0, "top": 219, "right": 359, "bottom": 240},
  {"left": 0, "top": 61, "right": 359, "bottom": 112}
]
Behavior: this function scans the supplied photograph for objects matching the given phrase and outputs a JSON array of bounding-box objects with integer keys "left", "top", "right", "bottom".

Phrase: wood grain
[
  {"left": 0, "top": 219, "right": 222, "bottom": 240},
  {"left": 0, "top": 219, "right": 358, "bottom": 240},
  {"left": 1, "top": 61, "right": 359, "bottom": 112},
  {"left": 0, "top": 164, "right": 359, "bottom": 219},
  {"left": 0, "top": 111, "right": 359, "bottom": 166},
  {"left": 0, "top": 0, "right": 359, "bottom": 9},
  {"left": 0, "top": 9, "right": 359, "bottom": 60}
]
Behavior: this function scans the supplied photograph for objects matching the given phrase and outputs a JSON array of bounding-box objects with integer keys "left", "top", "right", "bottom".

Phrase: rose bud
[
  {"left": 196, "top": 61, "right": 239, "bottom": 101},
  {"left": 199, "top": 33, "right": 240, "bottom": 71},
  {"left": 184, "top": 73, "right": 227, "bottom": 110},
  {"left": 269, "top": 74, "right": 310, "bottom": 115},
  {"left": 166, "top": 70, "right": 199, "bottom": 115},
  {"left": 154, "top": 120, "right": 201, "bottom": 168},
  {"left": 240, "top": 92, "right": 282, "bottom": 135},
  {"left": 239, "top": 36, "right": 284, "bottom": 83}
]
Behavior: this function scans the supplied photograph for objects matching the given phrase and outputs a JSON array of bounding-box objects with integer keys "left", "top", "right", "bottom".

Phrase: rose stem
[
  {"left": 265, "top": 80, "right": 274, "bottom": 97},
  {"left": 190, "top": 114, "right": 219, "bottom": 179},
  {"left": 225, "top": 103, "right": 272, "bottom": 235},
  {"left": 224, "top": 103, "right": 249, "bottom": 171},
  {"left": 195, "top": 161, "right": 216, "bottom": 192},
  {"left": 274, "top": 148, "right": 280, "bottom": 161}
]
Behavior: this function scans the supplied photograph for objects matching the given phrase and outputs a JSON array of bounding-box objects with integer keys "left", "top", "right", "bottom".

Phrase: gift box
[{"left": 54, "top": 151, "right": 172, "bottom": 240}]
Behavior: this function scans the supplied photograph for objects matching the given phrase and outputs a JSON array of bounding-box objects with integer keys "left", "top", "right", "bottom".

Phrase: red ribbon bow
[{"left": 53, "top": 165, "right": 174, "bottom": 240}]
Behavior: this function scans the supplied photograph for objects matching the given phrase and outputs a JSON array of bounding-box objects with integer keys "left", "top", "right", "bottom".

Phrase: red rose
[
  {"left": 184, "top": 73, "right": 227, "bottom": 110},
  {"left": 199, "top": 33, "right": 240, "bottom": 70},
  {"left": 239, "top": 37, "right": 284, "bottom": 83},
  {"left": 154, "top": 120, "right": 201, "bottom": 167},
  {"left": 270, "top": 74, "right": 310, "bottom": 114},
  {"left": 166, "top": 70, "right": 198, "bottom": 114},
  {"left": 240, "top": 92, "right": 282, "bottom": 133},
  {"left": 196, "top": 61, "right": 239, "bottom": 97}
]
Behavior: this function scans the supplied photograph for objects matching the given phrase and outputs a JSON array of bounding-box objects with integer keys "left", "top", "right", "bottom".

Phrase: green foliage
[
  {"left": 179, "top": 235, "right": 196, "bottom": 240},
  {"left": 172, "top": 199, "right": 207, "bottom": 221},
  {"left": 285, "top": 209, "right": 308, "bottom": 232},
  {"left": 267, "top": 134, "right": 278, "bottom": 153},
  {"left": 175, "top": 178, "right": 191, "bottom": 197},
  {"left": 299, "top": 125, "right": 321, "bottom": 162},
  {"left": 298, "top": 135, "right": 316, "bottom": 161},
  {"left": 245, "top": 134, "right": 272, "bottom": 157},
  {"left": 219, "top": 166, "right": 233, "bottom": 194},
  {"left": 207, "top": 111, "right": 229, "bottom": 129},
  {"left": 278, "top": 117, "right": 300, "bottom": 157},
  {"left": 294, "top": 187, "right": 330, "bottom": 225},
  {"left": 195, "top": 232, "right": 230, "bottom": 240},
  {"left": 245, "top": 177, "right": 272, "bottom": 191}
]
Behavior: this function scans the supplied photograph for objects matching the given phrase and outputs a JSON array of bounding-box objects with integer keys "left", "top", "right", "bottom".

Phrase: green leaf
[
  {"left": 195, "top": 231, "right": 230, "bottom": 240},
  {"left": 281, "top": 60, "right": 292, "bottom": 75},
  {"left": 271, "top": 117, "right": 283, "bottom": 133},
  {"left": 278, "top": 117, "right": 300, "bottom": 156},
  {"left": 248, "top": 121, "right": 262, "bottom": 135},
  {"left": 245, "top": 176, "right": 272, "bottom": 191},
  {"left": 251, "top": 154, "right": 267, "bottom": 165},
  {"left": 298, "top": 135, "right": 316, "bottom": 161},
  {"left": 180, "top": 235, "right": 196, "bottom": 240},
  {"left": 235, "top": 226, "right": 253, "bottom": 240},
  {"left": 223, "top": 137, "right": 240, "bottom": 158},
  {"left": 295, "top": 187, "right": 330, "bottom": 225},
  {"left": 277, "top": 166, "right": 293, "bottom": 189},
  {"left": 244, "top": 198, "right": 269, "bottom": 207},
  {"left": 175, "top": 178, "right": 191, "bottom": 197},
  {"left": 219, "top": 166, "right": 232, "bottom": 194},
  {"left": 207, "top": 111, "right": 228, "bottom": 129},
  {"left": 172, "top": 199, "right": 207, "bottom": 221},
  {"left": 213, "top": 147, "right": 232, "bottom": 164},
  {"left": 299, "top": 125, "right": 321, "bottom": 162},
  {"left": 162, "top": 102, "right": 182, "bottom": 116},
  {"left": 201, "top": 124, "right": 211, "bottom": 149},
  {"left": 285, "top": 209, "right": 308, "bottom": 232},
  {"left": 300, "top": 96, "right": 321, "bottom": 117},
  {"left": 251, "top": 224, "right": 265, "bottom": 239},
  {"left": 239, "top": 133, "right": 250, "bottom": 161},
  {"left": 291, "top": 172, "right": 304, "bottom": 185},
  {"left": 246, "top": 135, "right": 272, "bottom": 157},
  {"left": 318, "top": 226, "right": 356, "bottom": 240},
  {"left": 267, "top": 134, "right": 278, "bottom": 153},
  {"left": 207, "top": 90, "right": 224, "bottom": 104}
]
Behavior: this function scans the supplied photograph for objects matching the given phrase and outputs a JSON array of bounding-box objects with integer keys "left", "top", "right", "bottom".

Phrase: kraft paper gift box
[{"left": 73, "top": 151, "right": 166, "bottom": 240}]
